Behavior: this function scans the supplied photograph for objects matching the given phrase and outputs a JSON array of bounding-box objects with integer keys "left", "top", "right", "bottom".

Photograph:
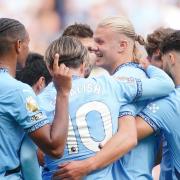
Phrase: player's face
[
  {"left": 79, "top": 37, "right": 97, "bottom": 77},
  {"left": 94, "top": 27, "right": 119, "bottom": 71},
  {"left": 17, "top": 31, "right": 30, "bottom": 68}
]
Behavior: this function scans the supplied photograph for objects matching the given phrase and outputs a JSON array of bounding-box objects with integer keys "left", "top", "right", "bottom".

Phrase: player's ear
[
  {"left": 80, "top": 63, "right": 86, "bottom": 77},
  {"left": 14, "top": 40, "right": 22, "bottom": 54},
  {"left": 33, "top": 76, "right": 45, "bottom": 95},
  {"left": 169, "top": 52, "right": 176, "bottom": 65},
  {"left": 118, "top": 40, "right": 128, "bottom": 53}
]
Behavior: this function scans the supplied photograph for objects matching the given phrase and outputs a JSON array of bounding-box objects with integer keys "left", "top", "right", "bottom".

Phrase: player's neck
[
  {"left": 70, "top": 69, "right": 84, "bottom": 78},
  {"left": 0, "top": 56, "right": 16, "bottom": 77},
  {"left": 174, "top": 73, "right": 180, "bottom": 86},
  {"left": 172, "top": 66, "right": 180, "bottom": 86}
]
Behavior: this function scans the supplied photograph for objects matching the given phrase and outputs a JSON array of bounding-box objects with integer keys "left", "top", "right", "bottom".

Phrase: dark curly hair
[
  {"left": 145, "top": 27, "right": 175, "bottom": 58},
  {"left": 62, "top": 23, "right": 93, "bottom": 38},
  {"left": 160, "top": 30, "right": 180, "bottom": 54}
]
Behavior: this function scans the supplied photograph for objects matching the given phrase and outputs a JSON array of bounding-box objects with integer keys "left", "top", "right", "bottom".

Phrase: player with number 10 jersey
[{"left": 39, "top": 64, "right": 174, "bottom": 180}]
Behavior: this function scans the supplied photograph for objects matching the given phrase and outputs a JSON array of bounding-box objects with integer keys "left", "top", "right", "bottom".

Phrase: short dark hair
[
  {"left": 62, "top": 23, "right": 93, "bottom": 38},
  {"left": 45, "top": 36, "right": 88, "bottom": 69},
  {"left": 160, "top": 30, "right": 180, "bottom": 54},
  {"left": 16, "top": 53, "right": 52, "bottom": 86},
  {"left": 145, "top": 27, "right": 175, "bottom": 57},
  {"left": 0, "top": 18, "right": 27, "bottom": 56}
]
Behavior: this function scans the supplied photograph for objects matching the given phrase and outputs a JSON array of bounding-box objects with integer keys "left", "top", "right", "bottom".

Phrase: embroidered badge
[
  {"left": 26, "top": 96, "right": 39, "bottom": 112},
  {"left": 147, "top": 103, "right": 159, "bottom": 113}
]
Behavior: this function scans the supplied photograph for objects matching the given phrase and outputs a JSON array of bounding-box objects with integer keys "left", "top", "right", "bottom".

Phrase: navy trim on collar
[
  {"left": 72, "top": 75, "right": 81, "bottom": 80},
  {"left": 113, "top": 62, "right": 145, "bottom": 75},
  {"left": 0, "top": 67, "right": 8, "bottom": 72}
]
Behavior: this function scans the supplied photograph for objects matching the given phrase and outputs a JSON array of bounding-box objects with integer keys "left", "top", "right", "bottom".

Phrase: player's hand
[
  {"left": 139, "top": 58, "right": 150, "bottom": 69},
  {"left": 52, "top": 53, "right": 72, "bottom": 95},
  {"left": 52, "top": 160, "right": 89, "bottom": 180}
]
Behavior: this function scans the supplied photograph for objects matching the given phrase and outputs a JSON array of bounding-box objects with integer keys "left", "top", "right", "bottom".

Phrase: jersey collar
[
  {"left": 0, "top": 67, "right": 8, "bottom": 73},
  {"left": 72, "top": 75, "right": 81, "bottom": 80},
  {"left": 113, "top": 62, "right": 145, "bottom": 75}
]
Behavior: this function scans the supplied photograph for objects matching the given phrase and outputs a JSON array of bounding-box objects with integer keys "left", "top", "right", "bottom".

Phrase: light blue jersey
[
  {"left": 0, "top": 68, "right": 48, "bottom": 179},
  {"left": 40, "top": 75, "right": 141, "bottom": 180},
  {"left": 159, "top": 135, "right": 176, "bottom": 180},
  {"left": 138, "top": 86, "right": 180, "bottom": 180},
  {"left": 39, "top": 65, "right": 174, "bottom": 180},
  {"left": 20, "top": 135, "right": 42, "bottom": 180},
  {"left": 112, "top": 63, "right": 160, "bottom": 180}
]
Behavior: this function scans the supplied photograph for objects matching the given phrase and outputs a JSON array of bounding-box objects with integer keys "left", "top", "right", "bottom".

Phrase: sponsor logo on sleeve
[
  {"left": 26, "top": 96, "right": 39, "bottom": 112},
  {"left": 31, "top": 112, "right": 44, "bottom": 121}
]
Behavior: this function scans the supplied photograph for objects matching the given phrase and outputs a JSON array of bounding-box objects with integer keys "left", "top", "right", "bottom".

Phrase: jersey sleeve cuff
[
  {"left": 26, "top": 119, "right": 50, "bottom": 133},
  {"left": 134, "top": 78, "right": 142, "bottom": 101},
  {"left": 119, "top": 111, "right": 135, "bottom": 118},
  {"left": 138, "top": 112, "right": 159, "bottom": 132}
]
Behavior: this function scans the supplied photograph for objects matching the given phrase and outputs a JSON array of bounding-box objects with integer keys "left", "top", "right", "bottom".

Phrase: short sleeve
[
  {"left": 138, "top": 100, "right": 166, "bottom": 132},
  {"left": 13, "top": 86, "right": 50, "bottom": 133},
  {"left": 113, "top": 76, "right": 142, "bottom": 103},
  {"left": 119, "top": 101, "right": 148, "bottom": 118},
  {"left": 119, "top": 104, "right": 136, "bottom": 118}
]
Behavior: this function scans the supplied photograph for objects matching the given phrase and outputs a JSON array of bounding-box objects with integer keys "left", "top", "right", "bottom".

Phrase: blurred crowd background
[{"left": 1, "top": 0, "right": 180, "bottom": 54}]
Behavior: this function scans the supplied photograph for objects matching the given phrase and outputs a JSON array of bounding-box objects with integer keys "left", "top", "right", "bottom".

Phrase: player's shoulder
[
  {"left": 39, "top": 82, "right": 55, "bottom": 98},
  {"left": 113, "top": 62, "right": 147, "bottom": 79},
  {"left": 144, "top": 90, "right": 178, "bottom": 116},
  {"left": 38, "top": 82, "right": 55, "bottom": 105},
  {"left": 91, "top": 74, "right": 119, "bottom": 88},
  {"left": 155, "top": 89, "right": 179, "bottom": 106},
  {"left": 5, "top": 76, "right": 34, "bottom": 96},
  {"left": 166, "top": 88, "right": 180, "bottom": 107},
  {"left": 82, "top": 74, "right": 111, "bottom": 85}
]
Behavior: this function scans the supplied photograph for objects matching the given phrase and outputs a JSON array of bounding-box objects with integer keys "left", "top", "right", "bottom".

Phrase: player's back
[
  {"left": 42, "top": 75, "right": 136, "bottom": 180},
  {"left": 112, "top": 62, "right": 160, "bottom": 180}
]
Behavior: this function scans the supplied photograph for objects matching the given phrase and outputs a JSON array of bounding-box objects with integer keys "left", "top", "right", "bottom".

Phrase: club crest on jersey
[
  {"left": 147, "top": 103, "right": 159, "bottom": 113},
  {"left": 26, "top": 96, "right": 39, "bottom": 112}
]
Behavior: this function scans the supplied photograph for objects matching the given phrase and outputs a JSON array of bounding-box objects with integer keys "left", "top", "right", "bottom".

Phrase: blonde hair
[
  {"left": 45, "top": 36, "right": 89, "bottom": 69},
  {"left": 97, "top": 16, "right": 145, "bottom": 63}
]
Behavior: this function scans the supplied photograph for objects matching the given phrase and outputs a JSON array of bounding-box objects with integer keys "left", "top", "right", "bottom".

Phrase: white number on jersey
[{"left": 67, "top": 101, "right": 113, "bottom": 154}]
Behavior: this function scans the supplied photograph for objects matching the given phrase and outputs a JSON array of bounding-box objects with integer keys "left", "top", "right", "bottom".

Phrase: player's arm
[
  {"left": 83, "top": 115, "right": 137, "bottom": 171},
  {"left": 53, "top": 115, "right": 137, "bottom": 179},
  {"left": 29, "top": 54, "right": 71, "bottom": 158},
  {"left": 37, "top": 148, "right": 45, "bottom": 166},
  {"left": 113, "top": 65, "right": 174, "bottom": 104},
  {"left": 138, "top": 65, "right": 174, "bottom": 100},
  {"left": 53, "top": 99, "right": 162, "bottom": 179},
  {"left": 136, "top": 115, "right": 154, "bottom": 139},
  {"left": 53, "top": 115, "right": 155, "bottom": 180},
  {"left": 25, "top": 54, "right": 71, "bottom": 158}
]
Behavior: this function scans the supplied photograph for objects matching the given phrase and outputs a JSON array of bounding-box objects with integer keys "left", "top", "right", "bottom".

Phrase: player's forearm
[
  {"left": 84, "top": 116, "right": 137, "bottom": 172},
  {"left": 136, "top": 116, "right": 154, "bottom": 140},
  {"left": 31, "top": 92, "right": 69, "bottom": 158},
  {"left": 48, "top": 92, "right": 69, "bottom": 154},
  {"left": 88, "top": 133, "right": 137, "bottom": 171},
  {"left": 139, "top": 65, "right": 174, "bottom": 100}
]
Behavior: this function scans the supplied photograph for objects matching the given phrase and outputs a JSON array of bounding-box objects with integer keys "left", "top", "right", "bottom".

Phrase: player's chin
[{"left": 95, "top": 59, "right": 104, "bottom": 67}]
